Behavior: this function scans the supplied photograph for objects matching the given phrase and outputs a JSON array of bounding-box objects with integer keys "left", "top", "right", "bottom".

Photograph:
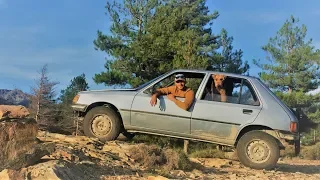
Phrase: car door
[
  {"left": 191, "top": 74, "right": 262, "bottom": 144},
  {"left": 130, "top": 71, "right": 205, "bottom": 135}
]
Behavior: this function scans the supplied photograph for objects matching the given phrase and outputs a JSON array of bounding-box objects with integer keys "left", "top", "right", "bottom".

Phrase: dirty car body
[{"left": 72, "top": 69, "right": 300, "bottom": 170}]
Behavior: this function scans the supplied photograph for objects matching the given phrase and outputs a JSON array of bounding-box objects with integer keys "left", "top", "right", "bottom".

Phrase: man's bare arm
[
  {"left": 150, "top": 86, "right": 174, "bottom": 106},
  {"left": 154, "top": 86, "right": 174, "bottom": 96},
  {"left": 172, "top": 90, "right": 195, "bottom": 111}
]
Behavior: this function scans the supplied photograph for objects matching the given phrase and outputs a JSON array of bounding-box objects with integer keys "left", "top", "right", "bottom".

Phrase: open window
[
  {"left": 144, "top": 72, "right": 206, "bottom": 95},
  {"left": 200, "top": 74, "right": 260, "bottom": 106}
]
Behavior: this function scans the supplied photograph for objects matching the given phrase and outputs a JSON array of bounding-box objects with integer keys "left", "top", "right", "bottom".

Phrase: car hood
[
  {"left": 83, "top": 88, "right": 137, "bottom": 92},
  {"left": 78, "top": 88, "right": 138, "bottom": 96}
]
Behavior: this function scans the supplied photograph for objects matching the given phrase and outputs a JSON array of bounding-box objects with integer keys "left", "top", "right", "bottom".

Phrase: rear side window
[
  {"left": 240, "top": 80, "right": 260, "bottom": 106},
  {"left": 200, "top": 74, "right": 260, "bottom": 106}
]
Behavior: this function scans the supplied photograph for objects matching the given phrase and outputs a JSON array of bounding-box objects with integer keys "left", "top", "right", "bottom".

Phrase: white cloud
[{"left": 307, "top": 88, "right": 320, "bottom": 95}]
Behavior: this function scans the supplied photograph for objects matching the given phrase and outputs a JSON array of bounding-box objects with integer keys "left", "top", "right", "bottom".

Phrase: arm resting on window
[
  {"left": 173, "top": 90, "right": 195, "bottom": 111},
  {"left": 154, "top": 86, "right": 174, "bottom": 96}
]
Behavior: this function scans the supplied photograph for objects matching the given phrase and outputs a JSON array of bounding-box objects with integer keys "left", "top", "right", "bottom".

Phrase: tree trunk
[
  {"left": 183, "top": 140, "right": 189, "bottom": 154},
  {"left": 36, "top": 99, "right": 40, "bottom": 122}
]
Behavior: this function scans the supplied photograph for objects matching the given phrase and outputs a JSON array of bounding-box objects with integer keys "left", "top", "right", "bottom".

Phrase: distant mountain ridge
[{"left": 0, "top": 89, "right": 30, "bottom": 106}]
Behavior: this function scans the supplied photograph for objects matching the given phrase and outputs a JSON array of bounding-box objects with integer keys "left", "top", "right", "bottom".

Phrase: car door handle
[{"left": 243, "top": 109, "right": 253, "bottom": 114}]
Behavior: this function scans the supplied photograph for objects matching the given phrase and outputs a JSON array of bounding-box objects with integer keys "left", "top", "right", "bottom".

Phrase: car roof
[{"left": 171, "top": 69, "right": 260, "bottom": 80}]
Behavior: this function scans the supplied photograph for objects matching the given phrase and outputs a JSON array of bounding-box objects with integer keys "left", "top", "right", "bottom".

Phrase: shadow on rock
[
  {"left": 276, "top": 163, "right": 320, "bottom": 174},
  {"left": 53, "top": 161, "right": 141, "bottom": 180}
]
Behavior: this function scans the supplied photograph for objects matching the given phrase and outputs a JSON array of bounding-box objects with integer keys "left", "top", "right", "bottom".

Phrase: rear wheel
[
  {"left": 236, "top": 131, "right": 280, "bottom": 170},
  {"left": 83, "top": 106, "right": 121, "bottom": 142}
]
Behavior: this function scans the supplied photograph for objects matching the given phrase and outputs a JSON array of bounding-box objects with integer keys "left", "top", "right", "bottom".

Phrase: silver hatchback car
[{"left": 72, "top": 69, "right": 300, "bottom": 170}]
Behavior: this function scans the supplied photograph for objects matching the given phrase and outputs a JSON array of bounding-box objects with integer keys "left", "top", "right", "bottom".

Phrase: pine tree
[
  {"left": 29, "top": 64, "right": 59, "bottom": 125},
  {"left": 254, "top": 15, "right": 320, "bottom": 93},
  {"left": 59, "top": 73, "right": 89, "bottom": 105},
  {"left": 254, "top": 15, "right": 320, "bottom": 144},
  {"left": 57, "top": 74, "right": 89, "bottom": 133},
  {"left": 93, "top": 0, "right": 160, "bottom": 88},
  {"left": 210, "top": 28, "right": 249, "bottom": 75},
  {"left": 93, "top": 0, "right": 219, "bottom": 88}
]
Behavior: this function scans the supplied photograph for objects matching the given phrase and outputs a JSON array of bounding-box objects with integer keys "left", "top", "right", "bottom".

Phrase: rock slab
[
  {"left": 0, "top": 105, "right": 30, "bottom": 120},
  {"left": 0, "top": 118, "right": 53, "bottom": 172}
]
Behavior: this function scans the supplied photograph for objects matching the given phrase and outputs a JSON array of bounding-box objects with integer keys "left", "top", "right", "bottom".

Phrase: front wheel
[
  {"left": 83, "top": 106, "right": 121, "bottom": 142},
  {"left": 236, "top": 131, "right": 280, "bottom": 170}
]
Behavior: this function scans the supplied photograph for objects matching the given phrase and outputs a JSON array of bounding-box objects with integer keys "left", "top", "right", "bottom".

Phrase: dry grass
[
  {"left": 300, "top": 143, "right": 320, "bottom": 160},
  {"left": 129, "top": 144, "right": 192, "bottom": 172},
  {"left": 129, "top": 144, "right": 163, "bottom": 168},
  {"left": 281, "top": 143, "right": 320, "bottom": 160},
  {"left": 280, "top": 144, "right": 296, "bottom": 158}
]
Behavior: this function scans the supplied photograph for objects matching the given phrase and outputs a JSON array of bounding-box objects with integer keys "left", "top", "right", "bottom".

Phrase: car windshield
[{"left": 135, "top": 73, "right": 168, "bottom": 90}]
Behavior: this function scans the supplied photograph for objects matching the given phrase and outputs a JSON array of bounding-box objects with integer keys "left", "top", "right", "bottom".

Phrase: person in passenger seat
[{"left": 150, "top": 74, "right": 195, "bottom": 111}]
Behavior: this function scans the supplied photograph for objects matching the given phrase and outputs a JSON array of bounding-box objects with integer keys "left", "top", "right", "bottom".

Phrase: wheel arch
[
  {"left": 235, "top": 125, "right": 283, "bottom": 148},
  {"left": 84, "top": 102, "right": 125, "bottom": 130}
]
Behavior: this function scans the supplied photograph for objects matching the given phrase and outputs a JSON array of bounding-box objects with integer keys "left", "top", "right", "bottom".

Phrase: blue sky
[{"left": 0, "top": 0, "right": 320, "bottom": 96}]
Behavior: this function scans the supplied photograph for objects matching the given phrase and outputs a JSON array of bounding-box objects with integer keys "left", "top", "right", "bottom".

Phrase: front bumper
[{"left": 71, "top": 104, "right": 87, "bottom": 112}]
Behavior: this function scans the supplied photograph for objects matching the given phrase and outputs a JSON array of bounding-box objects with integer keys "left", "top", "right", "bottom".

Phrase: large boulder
[
  {"left": 0, "top": 118, "right": 38, "bottom": 171},
  {"left": 0, "top": 117, "right": 54, "bottom": 172},
  {"left": 0, "top": 105, "right": 30, "bottom": 120}
]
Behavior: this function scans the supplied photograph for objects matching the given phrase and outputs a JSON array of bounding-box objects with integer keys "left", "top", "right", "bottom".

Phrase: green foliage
[
  {"left": 56, "top": 74, "right": 89, "bottom": 132},
  {"left": 59, "top": 73, "right": 89, "bottom": 105},
  {"left": 93, "top": 0, "right": 249, "bottom": 88},
  {"left": 274, "top": 90, "right": 315, "bottom": 108},
  {"left": 254, "top": 15, "right": 320, "bottom": 93},
  {"left": 130, "top": 134, "right": 184, "bottom": 149},
  {"left": 253, "top": 16, "right": 320, "bottom": 144},
  {"left": 209, "top": 28, "right": 250, "bottom": 75}
]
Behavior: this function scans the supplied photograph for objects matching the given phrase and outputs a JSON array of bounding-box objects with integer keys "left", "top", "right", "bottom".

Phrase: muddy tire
[
  {"left": 83, "top": 106, "right": 121, "bottom": 142},
  {"left": 236, "top": 131, "right": 280, "bottom": 170}
]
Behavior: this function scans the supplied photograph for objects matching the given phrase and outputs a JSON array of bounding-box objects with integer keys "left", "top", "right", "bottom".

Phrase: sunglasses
[
  {"left": 175, "top": 80, "right": 185, "bottom": 83},
  {"left": 175, "top": 74, "right": 185, "bottom": 79}
]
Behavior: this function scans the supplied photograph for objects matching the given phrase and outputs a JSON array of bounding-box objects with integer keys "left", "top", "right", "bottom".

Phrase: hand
[
  {"left": 167, "top": 94, "right": 176, "bottom": 102},
  {"left": 150, "top": 95, "right": 157, "bottom": 106}
]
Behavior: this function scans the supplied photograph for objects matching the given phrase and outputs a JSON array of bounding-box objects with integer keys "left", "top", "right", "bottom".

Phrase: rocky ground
[{"left": 1, "top": 131, "right": 320, "bottom": 180}]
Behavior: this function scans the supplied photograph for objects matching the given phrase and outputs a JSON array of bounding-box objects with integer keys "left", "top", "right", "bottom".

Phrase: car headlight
[{"left": 72, "top": 94, "right": 80, "bottom": 104}]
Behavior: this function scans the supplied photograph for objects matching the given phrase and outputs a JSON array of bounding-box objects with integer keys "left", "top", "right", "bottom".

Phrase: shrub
[
  {"left": 129, "top": 144, "right": 192, "bottom": 171},
  {"left": 301, "top": 143, "right": 320, "bottom": 160},
  {"left": 130, "top": 134, "right": 183, "bottom": 149},
  {"left": 280, "top": 145, "right": 296, "bottom": 158}
]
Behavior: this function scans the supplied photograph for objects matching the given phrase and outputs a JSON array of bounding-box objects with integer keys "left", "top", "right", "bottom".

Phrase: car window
[
  {"left": 144, "top": 72, "right": 206, "bottom": 95},
  {"left": 200, "top": 74, "right": 260, "bottom": 106},
  {"left": 240, "top": 80, "right": 260, "bottom": 106}
]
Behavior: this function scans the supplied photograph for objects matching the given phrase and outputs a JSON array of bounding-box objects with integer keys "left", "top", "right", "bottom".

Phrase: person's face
[{"left": 175, "top": 80, "right": 185, "bottom": 90}]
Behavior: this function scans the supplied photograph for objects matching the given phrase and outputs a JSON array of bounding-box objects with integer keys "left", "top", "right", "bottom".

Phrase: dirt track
[{"left": 1, "top": 131, "right": 319, "bottom": 180}]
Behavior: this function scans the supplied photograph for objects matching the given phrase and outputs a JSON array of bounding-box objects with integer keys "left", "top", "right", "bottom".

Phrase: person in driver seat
[{"left": 150, "top": 74, "right": 195, "bottom": 111}]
